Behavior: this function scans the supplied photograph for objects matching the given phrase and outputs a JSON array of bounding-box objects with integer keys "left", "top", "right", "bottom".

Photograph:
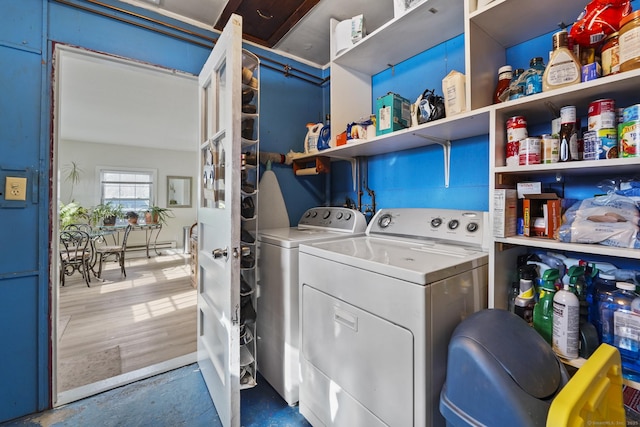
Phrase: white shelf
[
  {"left": 493, "top": 68, "right": 640, "bottom": 124},
  {"left": 298, "top": 107, "right": 491, "bottom": 160},
  {"left": 495, "top": 236, "right": 640, "bottom": 260},
  {"left": 469, "top": 0, "right": 584, "bottom": 48},
  {"left": 333, "top": 0, "right": 464, "bottom": 75},
  {"left": 495, "top": 157, "right": 640, "bottom": 178}
]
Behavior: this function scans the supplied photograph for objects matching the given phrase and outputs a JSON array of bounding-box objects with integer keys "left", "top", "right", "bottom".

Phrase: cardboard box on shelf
[
  {"left": 493, "top": 189, "right": 517, "bottom": 238},
  {"left": 523, "top": 193, "right": 561, "bottom": 239},
  {"left": 376, "top": 92, "right": 411, "bottom": 136},
  {"left": 517, "top": 181, "right": 542, "bottom": 199}
]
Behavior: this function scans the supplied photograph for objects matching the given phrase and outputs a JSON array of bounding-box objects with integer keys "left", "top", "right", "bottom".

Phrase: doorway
[{"left": 52, "top": 44, "right": 199, "bottom": 406}]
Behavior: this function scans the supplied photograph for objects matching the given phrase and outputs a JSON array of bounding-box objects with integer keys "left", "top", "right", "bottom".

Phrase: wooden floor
[{"left": 57, "top": 250, "right": 197, "bottom": 392}]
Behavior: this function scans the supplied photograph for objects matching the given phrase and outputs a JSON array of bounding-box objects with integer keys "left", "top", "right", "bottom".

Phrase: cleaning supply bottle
[
  {"left": 514, "top": 264, "right": 537, "bottom": 324},
  {"left": 533, "top": 268, "right": 559, "bottom": 344},
  {"left": 543, "top": 28, "right": 581, "bottom": 92},
  {"left": 600, "top": 282, "right": 640, "bottom": 380},
  {"left": 593, "top": 271, "right": 618, "bottom": 341},
  {"left": 567, "top": 265, "right": 588, "bottom": 324},
  {"left": 552, "top": 282, "right": 580, "bottom": 359},
  {"left": 304, "top": 122, "right": 323, "bottom": 153}
]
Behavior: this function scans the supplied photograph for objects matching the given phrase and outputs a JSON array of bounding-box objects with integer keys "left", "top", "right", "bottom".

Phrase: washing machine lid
[
  {"left": 259, "top": 227, "right": 363, "bottom": 249},
  {"left": 300, "top": 236, "right": 488, "bottom": 285}
]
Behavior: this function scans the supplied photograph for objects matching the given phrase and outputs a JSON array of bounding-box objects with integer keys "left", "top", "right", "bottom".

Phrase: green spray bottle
[{"left": 533, "top": 268, "right": 559, "bottom": 344}]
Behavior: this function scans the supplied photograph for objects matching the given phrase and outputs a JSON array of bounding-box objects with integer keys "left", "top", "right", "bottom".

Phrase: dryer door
[{"left": 301, "top": 285, "right": 413, "bottom": 426}]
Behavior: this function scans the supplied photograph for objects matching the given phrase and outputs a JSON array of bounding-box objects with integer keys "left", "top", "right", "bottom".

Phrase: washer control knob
[
  {"left": 344, "top": 213, "right": 352, "bottom": 220},
  {"left": 378, "top": 214, "right": 392, "bottom": 228},
  {"left": 311, "top": 211, "right": 318, "bottom": 218},
  {"left": 304, "top": 211, "right": 312, "bottom": 218},
  {"left": 467, "top": 222, "right": 479, "bottom": 233},
  {"left": 431, "top": 218, "right": 442, "bottom": 228},
  {"left": 323, "top": 210, "right": 331, "bottom": 219},
  {"left": 336, "top": 212, "right": 344, "bottom": 220},
  {"left": 448, "top": 219, "right": 460, "bottom": 230}
]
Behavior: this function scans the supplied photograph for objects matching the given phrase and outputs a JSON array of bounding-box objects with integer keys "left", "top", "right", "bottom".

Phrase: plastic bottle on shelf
[
  {"left": 600, "top": 282, "right": 640, "bottom": 380},
  {"left": 514, "top": 264, "right": 537, "bottom": 324},
  {"left": 553, "top": 282, "right": 580, "bottom": 359},
  {"left": 493, "top": 65, "right": 512, "bottom": 104},
  {"left": 567, "top": 265, "right": 589, "bottom": 324},
  {"left": 542, "top": 29, "right": 582, "bottom": 92},
  {"left": 558, "top": 106, "right": 579, "bottom": 162},
  {"left": 525, "top": 57, "right": 545, "bottom": 96},
  {"left": 507, "top": 68, "right": 525, "bottom": 101},
  {"left": 533, "top": 268, "right": 559, "bottom": 344},
  {"left": 592, "top": 271, "right": 619, "bottom": 340}
]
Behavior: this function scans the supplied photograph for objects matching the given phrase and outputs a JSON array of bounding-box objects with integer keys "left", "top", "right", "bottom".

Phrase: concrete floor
[{"left": 2, "top": 364, "right": 310, "bottom": 426}]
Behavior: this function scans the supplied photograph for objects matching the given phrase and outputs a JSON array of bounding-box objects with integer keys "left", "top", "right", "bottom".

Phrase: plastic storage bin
[
  {"left": 546, "top": 343, "right": 625, "bottom": 426},
  {"left": 440, "top": 309, "right": 570, "bottom": 427}
]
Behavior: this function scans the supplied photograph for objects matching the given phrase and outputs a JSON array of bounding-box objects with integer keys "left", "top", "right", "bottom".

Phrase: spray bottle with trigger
[
  {"left": 567, "top": 265, "right": 599, "bottom": 358},
  {"left": 533, "top": 268, "right": 560, "bottom": 344}
]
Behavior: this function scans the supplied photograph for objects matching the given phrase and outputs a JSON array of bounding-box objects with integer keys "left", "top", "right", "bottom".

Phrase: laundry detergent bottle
[
  {"left": 304, "top": 122, "right": 323, "bottom": 154},
  {"left": 552, "top": 282, "right": 579, "bottom": 359},
  {"left": 533, "top": 268, "right": 559, "bottom": 344}
]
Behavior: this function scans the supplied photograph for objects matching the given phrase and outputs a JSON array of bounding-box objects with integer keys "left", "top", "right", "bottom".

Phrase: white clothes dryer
[
  {"left": 298, "top": 208, "right": 489, "bottom": 427},
  {"left": 256, "top": 207, "right": 367, "bottom": 406}
]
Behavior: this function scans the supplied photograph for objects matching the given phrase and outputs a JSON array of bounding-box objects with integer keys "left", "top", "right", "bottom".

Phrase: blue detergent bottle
[{"left": 600, "top": 281, "right": 640, "bottom": 381}]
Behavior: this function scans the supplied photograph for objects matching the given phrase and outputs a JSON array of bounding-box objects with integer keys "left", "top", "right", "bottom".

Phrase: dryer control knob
[
  {"left": 431, "top": 218, "right": 442, "bottom": 228},
  {"left": 336, "top": 212, "right": 344, "bottom": 220},
  {"left": 378, "top": 214, "right": 392, "bottom": 228},
  {"left": 467, "top": 222, "right": 479, "bottom": 233},
  {"left": 323, "top": 210, "right": 331, "bottom": 219},
  {"left": 344, "top": 213, "right": 352, "bottom": 220},
  {"left": 448, "top": 219, "right": 460, "bottom": 230}
]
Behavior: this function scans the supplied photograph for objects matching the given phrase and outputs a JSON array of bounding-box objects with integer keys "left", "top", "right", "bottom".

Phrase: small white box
[
  {"left": 493, "top": 189, "right": 518, "bottom": 238},
  {"left": 393, "top": 0, "right": 427, "bottom": 18},
  {"left": 516, "top": 182, "right": 542, "bottom": 199}
]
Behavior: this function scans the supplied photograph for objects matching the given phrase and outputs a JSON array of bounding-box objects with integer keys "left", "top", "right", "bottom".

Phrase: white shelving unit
[{"left": 298, "top": 0, "right": 640, "bottom": 385}]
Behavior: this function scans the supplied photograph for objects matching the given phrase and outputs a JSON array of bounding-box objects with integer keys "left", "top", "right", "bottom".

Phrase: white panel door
[{"left": 197, "top": 14, "right": 243, "bottom": 427}]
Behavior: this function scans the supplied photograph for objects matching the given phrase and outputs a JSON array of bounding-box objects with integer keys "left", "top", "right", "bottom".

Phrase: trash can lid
[{"left": 452, "top": 309, "right": 564, "bottom": 399}]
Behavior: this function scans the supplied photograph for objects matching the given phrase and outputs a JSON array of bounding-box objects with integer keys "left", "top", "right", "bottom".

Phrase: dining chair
[
  {"left": 64, "top": 223, "right": 93, "bottom": 234},
  {"left": 94, "top": 224, "right": 132, "bottom": 279},
  {"left": 59, "top": 230, "right": 92, "bottom": 287}
]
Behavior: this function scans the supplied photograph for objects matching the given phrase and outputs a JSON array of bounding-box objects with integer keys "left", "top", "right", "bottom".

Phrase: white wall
[{"left": 59, "top": 139, "right": 197, "bottom": 249}]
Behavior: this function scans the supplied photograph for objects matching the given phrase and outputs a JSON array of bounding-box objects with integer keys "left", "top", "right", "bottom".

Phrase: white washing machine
[
  {"left": 256, "top": 207, "right": 367, "bottom": 406},
  {"left": 298, "top": 208, "right": 489, "bottom": 427}
]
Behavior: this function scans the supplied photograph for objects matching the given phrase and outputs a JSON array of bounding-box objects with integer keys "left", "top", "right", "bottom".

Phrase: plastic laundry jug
[{"left": 304, "top": 123, "right": 323, "bottom": 154}]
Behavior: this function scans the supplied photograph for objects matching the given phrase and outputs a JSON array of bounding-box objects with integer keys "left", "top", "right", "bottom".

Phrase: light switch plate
[{"left": 5, "top": 176, "right": 27, "bottom": 201}]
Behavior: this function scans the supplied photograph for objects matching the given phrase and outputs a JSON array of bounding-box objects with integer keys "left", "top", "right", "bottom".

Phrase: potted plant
[
  {"left": 125, "top": 211, "right": 140, "bottom": 224},
  {"left": 91, "top": 202, "right": 124, "bottom": 226},
  {"left": 59, "top": 201, "right": 90, "bottom": 228},
  {"left": 144, "top": 205, "right": 174, "bottom": 225}
]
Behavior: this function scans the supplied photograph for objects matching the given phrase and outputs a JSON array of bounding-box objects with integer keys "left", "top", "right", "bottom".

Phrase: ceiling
[
  {"left": 120, "top": 0, "right": 394, "bottom": 67},
  {"left": 58, "top": 48, "right": 198, "bottom": 151}
]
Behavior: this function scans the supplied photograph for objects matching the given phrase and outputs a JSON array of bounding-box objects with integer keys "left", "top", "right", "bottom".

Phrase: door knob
[{"left": 212, "top": 247, "right": 228, "bottom": 260}]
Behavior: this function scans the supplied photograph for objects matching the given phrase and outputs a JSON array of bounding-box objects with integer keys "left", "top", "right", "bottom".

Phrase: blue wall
[
  {"left": 330, "top": 34, "right": 489, "bottom": 214},
  {"left": 0, "top": 0, "right": 324, "bottom": 421}
]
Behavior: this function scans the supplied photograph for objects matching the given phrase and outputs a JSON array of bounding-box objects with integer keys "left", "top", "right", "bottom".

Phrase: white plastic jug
[{"left": 304, "top": 123, "right": 323, "bottom": 153}]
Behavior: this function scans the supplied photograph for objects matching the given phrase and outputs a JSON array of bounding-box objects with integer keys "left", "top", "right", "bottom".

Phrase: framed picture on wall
[{"left": 167, "top": 176, "right": 192, "bottom": 208}]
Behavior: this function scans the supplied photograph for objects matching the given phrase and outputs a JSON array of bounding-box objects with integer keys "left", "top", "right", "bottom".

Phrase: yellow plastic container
[{"left": 546, "top": 343, "right": 626, "bottom": 426}]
